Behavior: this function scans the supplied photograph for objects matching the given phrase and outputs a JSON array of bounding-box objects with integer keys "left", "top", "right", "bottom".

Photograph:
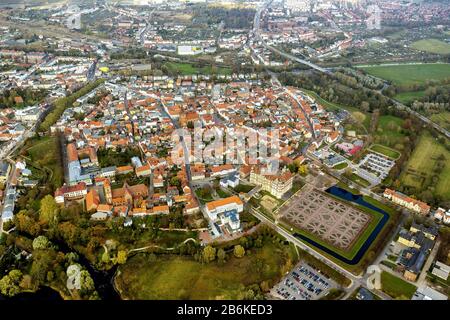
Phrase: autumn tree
[
  {"left": 116, "top": 250, "right": 128, "bottom": 264},
  {"left": 202, "top": 245, "right": 216, "bottom": 263},
  {"left": 234, "top": 245, "right": 245, "bottom": 258},
  {"left": 32, "top": 235, "right": 50, "bottom": 250},
  {"left": 39, "top": 195, "right": 59, "bottom": 225},
  {"left": 0, "top": 270, "right": 23, "bottom": 297}
]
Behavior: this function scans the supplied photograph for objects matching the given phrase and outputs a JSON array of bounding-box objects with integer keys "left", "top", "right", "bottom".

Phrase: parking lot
[{"left": 271, "top": 262, "right": 338, "bottom": 300}]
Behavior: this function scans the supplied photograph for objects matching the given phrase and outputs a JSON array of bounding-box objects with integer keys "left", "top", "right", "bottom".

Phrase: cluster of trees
[
  {"left": 194, "top": 7, "right": 256, "bottom": 29},
  {"left": 97, "top": 146, "right": 141, "bottom": 169},
  {"left": 39, "top": 79, "right": 105, "bottom": 132},
  {"left": 0, "top": 233, "right": 98, "bottom": 299},
  {"left": 110, "top": 48, "right": 148, "bottom": 60},
  {"left": 337, "top": 67, "right": 385, "bottom": 90},
  {"left": 279, "top": 71, "right": 392, "bottom": 113},
  {"left": 0, "top": 88, "right": 48, "bottom": 109}
]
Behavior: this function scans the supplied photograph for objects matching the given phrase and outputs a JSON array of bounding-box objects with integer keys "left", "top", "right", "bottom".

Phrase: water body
[
  {"left": 0, "top": 287, "right": 62, "bottom": 301},
  {"left": 292, "top": 186, "right": 390, "bottom": 265}
]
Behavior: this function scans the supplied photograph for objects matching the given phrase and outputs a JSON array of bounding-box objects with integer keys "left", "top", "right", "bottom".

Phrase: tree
[
  {"left": 80, "top": 270, "right": 96, "bottom": 295},
  {"left": 0, "top": 270, "right": 23, "bottom": 297},
  {"left": 101, "top": 251, "right": 110, "bottom": 264},
  {"left": 202, "top": 245, "right": 216, "bottom": 263},
  {"left": 39, "top": 195, "right": 58, "bottom": 224},
  {"left": 14, "top": 210, "right": 41, "bottom": 236},
  {"left": 116, "top": 250, "right": 128, "bottom": 265},
  {"left": 234, "top": 245, "right": 245, "bottom": 258},
  {"left": 217, "top": 248, "right": 226, "bottom": 263},
  {"left": 32, "top": 235, "right": 50, "bottom": 250}
]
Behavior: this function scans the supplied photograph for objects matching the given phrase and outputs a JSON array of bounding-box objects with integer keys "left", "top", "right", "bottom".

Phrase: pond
[{"left": 292, "top": 186, "right": 390, "bottom": 265}]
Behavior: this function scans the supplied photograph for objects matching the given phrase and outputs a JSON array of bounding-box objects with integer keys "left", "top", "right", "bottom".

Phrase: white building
[{"left": 205, "top": 196, "right": 243, "bottom": 221}]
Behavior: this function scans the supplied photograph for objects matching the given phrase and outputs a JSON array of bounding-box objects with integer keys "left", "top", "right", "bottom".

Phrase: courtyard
[{"left": 279, "top": 185, "right": 372, "bottom": 251}]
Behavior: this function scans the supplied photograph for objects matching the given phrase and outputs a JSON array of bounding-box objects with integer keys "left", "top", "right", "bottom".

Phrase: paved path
[
  {"left": 128, "top": 237, "right": 198, "bottom": 253},
  {"left": 417, "top": 239, "right": 441, "bottom": 289}
]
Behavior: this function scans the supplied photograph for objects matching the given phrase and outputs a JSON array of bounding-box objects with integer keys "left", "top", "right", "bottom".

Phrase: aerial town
[{"left": 0, "top": 0, "right": 449, "bottom": 305}]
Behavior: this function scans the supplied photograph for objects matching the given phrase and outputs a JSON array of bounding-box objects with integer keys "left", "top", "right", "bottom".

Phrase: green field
[
  {"left": 430, "top": 112, "right": 450, "bottom": 130},
  {"left": 164, "top": 62, "right": 232, "bottom": 76},
  {"left": 115, "top": 242, "right": 294, "bottom": 300},
  {"left": 374, "top": 115, "right": 406, "bottom": 151},
  {"left": 411, "top": 39, "right": 450, "bottom": 55},
  {"left": 24, "top": 136, "right": 63, "bottom": 189},
  {"left": 393, "top": 90, "right": 426, "bottom": 104},
  {"left": 380, "top": 271, "right": 417, "bottom": 299},
  {"left": 400, "top": 131, "right": 450, "bottom": 201},
  {"left": 361, "top": 63, "right": 450, "bottom": 86},
  {"left": 369, "top": 144, "right": 401, "bottom": 159}
]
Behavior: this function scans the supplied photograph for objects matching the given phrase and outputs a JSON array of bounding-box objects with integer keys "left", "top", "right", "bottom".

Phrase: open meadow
[
  {"left": 361, "top": 63, "right": 450, "bottom": 86},
  {"left": 400, "top": 131, "right": 450, "bottom": 201}
]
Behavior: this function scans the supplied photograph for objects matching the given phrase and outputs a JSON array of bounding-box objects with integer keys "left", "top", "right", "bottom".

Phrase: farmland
[{"left": 360, "top": 63, "right": 450, "bottom": 86}]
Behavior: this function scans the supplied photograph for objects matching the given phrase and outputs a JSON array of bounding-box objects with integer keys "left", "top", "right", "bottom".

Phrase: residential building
[
  {"left": 54, "top": 182, "right": 88, "bottom": 204},
  {"left": 383, "top": 189, "right": 431, "bottom": 215}
]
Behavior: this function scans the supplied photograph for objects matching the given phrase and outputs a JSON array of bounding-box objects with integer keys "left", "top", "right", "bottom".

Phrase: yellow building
[{"left": 249, "top": 167, "right": 293, "bottom": 199}]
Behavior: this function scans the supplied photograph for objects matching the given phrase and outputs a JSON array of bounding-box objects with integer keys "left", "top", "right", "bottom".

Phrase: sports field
[
  {"left": 361, "top": 63, "right": 450, "bottom": 86},
  {"left": 411, "top": 39, "right": 450, "bottom": 55},
  {"left": 400, "top": 131, "right": 450, "bottom": 201}
]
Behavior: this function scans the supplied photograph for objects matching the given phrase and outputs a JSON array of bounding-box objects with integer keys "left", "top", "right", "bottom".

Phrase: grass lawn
[
  {"left": 115, "top": 241, "right": 294, "bottom": 300},
  {"left": 216, "top": 187, "right": 232, "bottom": 198},
  {"left": 400, "top": 131, "right": 450, "bottom": 201},
  {"left": 360, "top": 63, "right": 450, "bottom": 86},
  {"left": 164, "top": 62, "right": 232, "bottom": 76},
  {"left": 369, "top": 144, "right": 401, "bottom": 159},
  {"left": 25, "top": 136, "right": 63, "bottom": 189},
  {"left": 374, "top": 115, "right": 406, "bottom": 151},
  {"left": 393, "top": 90, "right": 426, "bottom": 105},
  {"left": 411, "top": 39, "right": 450, "bottom": 55},
  {"left": 380, "top": 271, "right": 417, "bottom": 299},
  {"left": 347, "top": 173, "right": 371, "bottom": 187},
  {"left": 233, "top": 184, "right": 255, "bottom": 194}
]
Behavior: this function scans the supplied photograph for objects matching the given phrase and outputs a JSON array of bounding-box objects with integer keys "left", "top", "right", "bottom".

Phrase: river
[{"left": 292, "top": 186, "right": 390, "bottom": 265}]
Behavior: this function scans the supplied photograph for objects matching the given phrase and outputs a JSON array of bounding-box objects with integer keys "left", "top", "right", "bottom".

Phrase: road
[{"left": 284, "top": 88, "right": 317, "bottom": 139}]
